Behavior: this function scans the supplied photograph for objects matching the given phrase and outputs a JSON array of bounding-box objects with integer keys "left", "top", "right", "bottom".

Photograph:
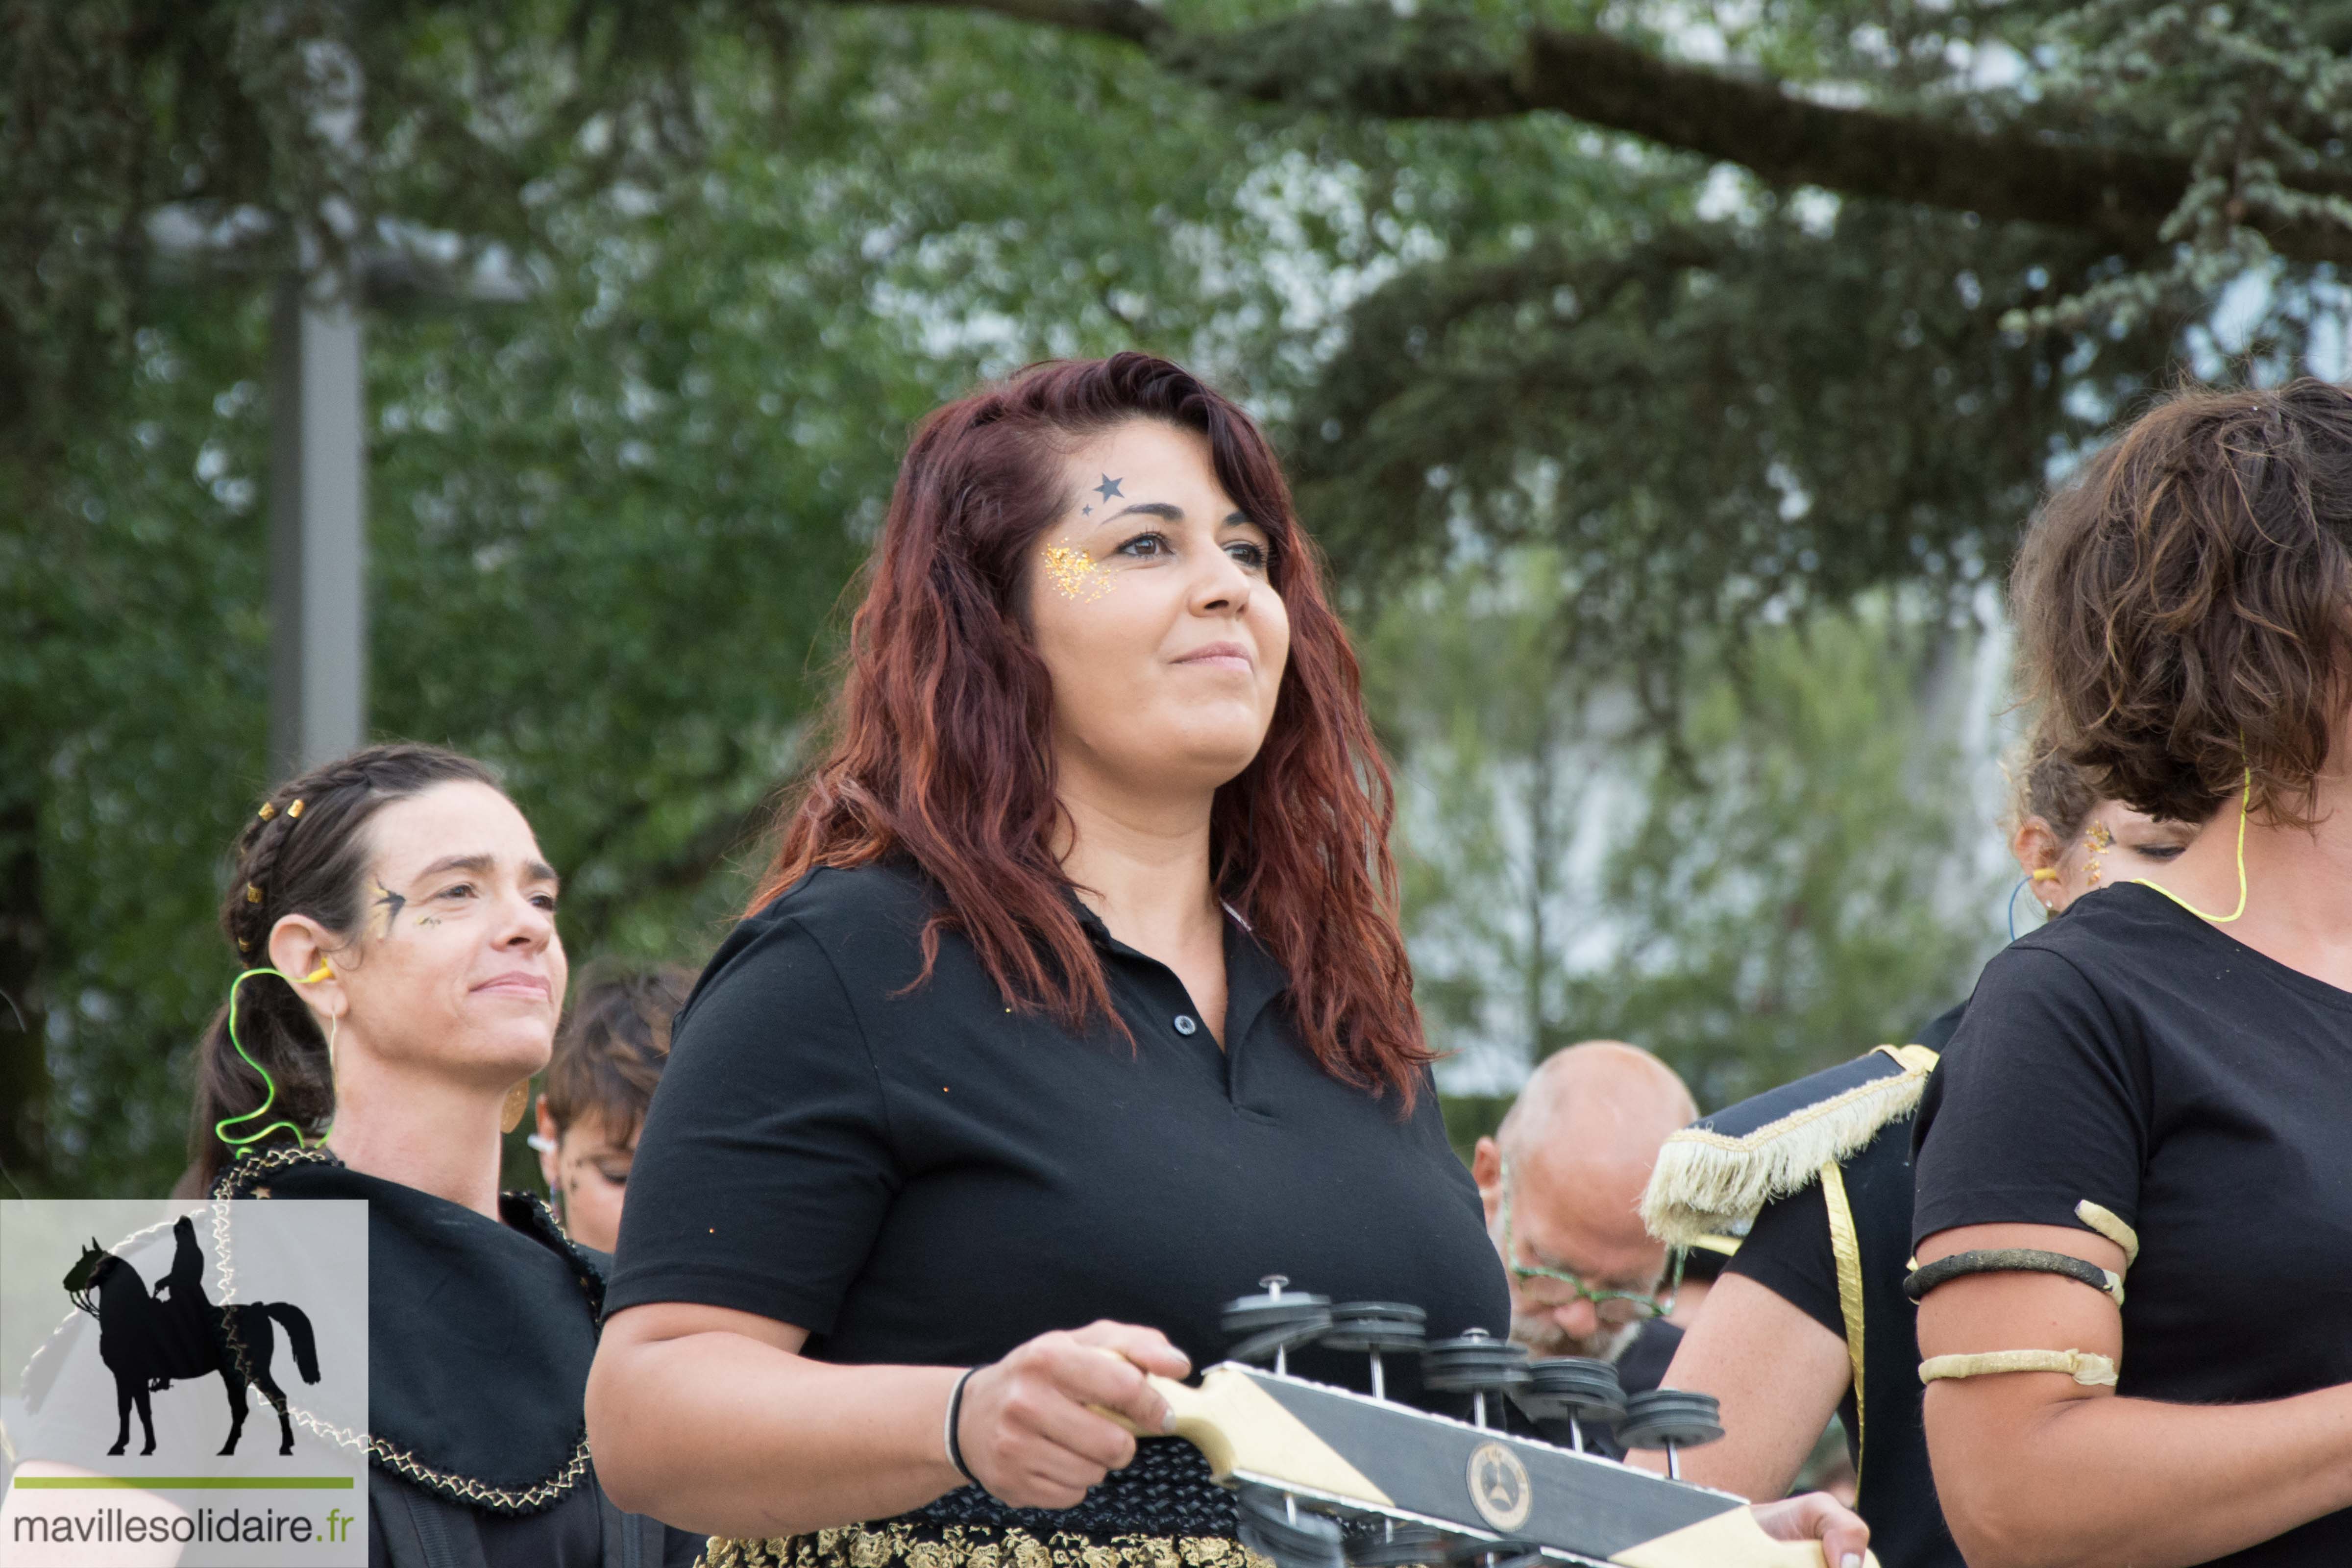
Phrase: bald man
[{"left": 1470, "top": 1041, "right": 1698, "bottom": 1366}]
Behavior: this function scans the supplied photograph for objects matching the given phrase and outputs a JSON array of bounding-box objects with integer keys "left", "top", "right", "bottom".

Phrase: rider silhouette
[{"left": 144, "top": 1216, "right": 216, "bottom": 1393}]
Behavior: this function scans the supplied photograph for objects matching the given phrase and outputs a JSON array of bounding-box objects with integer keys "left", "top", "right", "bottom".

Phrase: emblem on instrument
[{"left": 1466, "top": 1440, "right": 1532, "bottom": 1531}]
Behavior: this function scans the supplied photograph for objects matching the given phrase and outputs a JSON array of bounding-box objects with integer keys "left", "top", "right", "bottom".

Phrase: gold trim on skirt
[{"left": 699, "top": 1523, "right": 1271, "bottom": 1568}]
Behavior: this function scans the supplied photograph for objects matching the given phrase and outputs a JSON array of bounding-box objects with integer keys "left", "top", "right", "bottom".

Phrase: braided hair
[{"left": 191, "top": 743, "right": 501, "bottom": 1189}]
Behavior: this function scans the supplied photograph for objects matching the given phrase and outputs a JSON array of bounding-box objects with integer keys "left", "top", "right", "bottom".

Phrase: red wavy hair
[{"left": 752, "top": 352, "right": 1432, "bottom": 1103}]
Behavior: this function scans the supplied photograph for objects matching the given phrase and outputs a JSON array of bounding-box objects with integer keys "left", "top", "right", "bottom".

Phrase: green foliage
[
  {"left": 0, "top": 7, "right": 1386, "bottom": 1196},
  {"left": 2, "top": 298, "right": 280, "bottom": 1194},
  {"left": 1557, "top": 613, "right": 1994, "bottom": 1108},
  {"left": 13, "top": 0, "right": 2346, "bottom": 1195},
  {"left": 1297, "top": 206, "right": 2176, "bottom": 692},
  {"left": 1368, "top": 558, "right": 1997, "bottom": 1110}
]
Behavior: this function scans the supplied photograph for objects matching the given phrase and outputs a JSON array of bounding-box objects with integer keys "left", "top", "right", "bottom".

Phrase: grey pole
[{"left": 268, "top": 266, "right": 367, "bottom": 779}]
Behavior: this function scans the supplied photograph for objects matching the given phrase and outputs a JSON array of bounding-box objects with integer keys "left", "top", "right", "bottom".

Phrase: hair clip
[
  {"left": 246, "top": 883, "right": 263, "bottom": 904},
  {"left": 286, "top": 799, "right": 305, "bottom": 819},
  {"left": 257, "top": 803, "right": 277, "bottom": 820},
  {"left": 238, "top": 938, "right": 253, "bottom": 952}
]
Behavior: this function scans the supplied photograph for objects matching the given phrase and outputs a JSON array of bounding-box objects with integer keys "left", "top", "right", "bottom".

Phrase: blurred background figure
[
  {"left": 532, "top": 962, "right": 692, "bottom": 1254},
  {"left": 2009, "top": 742, "right": 2196, "bottom": 917},
  {"left": 1470, "top": 1041, "right": 1698, "bottom": 1391},
  {"left": 3, "top": 744, "right": 700, "bottom": 1566},
  {"left": 1636, "top": 740, "right": 2194, "bottom": 1568}
]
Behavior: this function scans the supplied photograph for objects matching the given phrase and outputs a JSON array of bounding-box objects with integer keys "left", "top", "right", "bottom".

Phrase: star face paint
[
  {"left": 371, "top": 880, "right": 407, "bottom": 934},
  {"left": 1042, "top": 543, "right": 1116, "bottom": 602}
]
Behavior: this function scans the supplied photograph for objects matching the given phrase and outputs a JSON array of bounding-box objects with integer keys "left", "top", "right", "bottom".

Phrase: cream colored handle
[
  {"left": 1610, "top": 1505, "right": 1881, "bottom": 1568},
  {"left": 1093, "top": 1366, "right": 1390, "bottom": 1502},
  {"left": 1083, "top": 1345, "right": 1204, "bottom": 1437},
  {"left": 1092, "top": 1372, "right": 1203, "bottom": 1434}
]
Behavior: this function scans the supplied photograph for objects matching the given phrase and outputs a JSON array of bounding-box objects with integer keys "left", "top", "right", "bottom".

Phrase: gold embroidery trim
[
  {"left": 212, "top": 1144, "right": 601, "bottom": 1513},
  {"left": 1818, "top": 1159, "right": 1868, "bottom": 1487},
  {"left": 1665, "top": 1045, "right": 1937, "bottom": 1156},
  {"left": 697, "top": 1524, "right": 1273, "bottom": 1568}
]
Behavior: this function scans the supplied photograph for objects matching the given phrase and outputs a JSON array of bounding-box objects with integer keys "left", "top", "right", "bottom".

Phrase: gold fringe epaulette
[
  {"left": 701, "top": 1525, "right": 1271, "bottom": 1568},
  {"left": 1642, "top": 1044, "right": 1939, "bottom": 1248}
]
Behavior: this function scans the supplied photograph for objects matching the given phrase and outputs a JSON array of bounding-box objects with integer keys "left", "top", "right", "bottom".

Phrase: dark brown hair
[
  {"left": 189, "top": 743, "right": 502, "bottom": 1190},
  {"left": 543, "top": 962, "right": 692, "bottom": 1149},
  {"left": 751, "top": 352, "right": 1433, "bottom": 1104},
  {"left": 2008, "top": 736, "right": 2102, "bottom": 846},
  {"left": 2013, "top": 377, "right": 2352, "bottom": 826}
]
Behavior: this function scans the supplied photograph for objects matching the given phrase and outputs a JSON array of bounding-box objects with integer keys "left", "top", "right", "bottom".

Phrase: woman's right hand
[{"left": 956, "top": 1321, "right": 1192, "bottom": 1507}]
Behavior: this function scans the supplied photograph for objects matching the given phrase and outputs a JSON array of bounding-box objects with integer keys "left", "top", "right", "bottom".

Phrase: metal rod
[
  {"left": 1472, "top": 1391, "right": 1488, "bottom": 1429},
  {"left": 1568, "top": 1415, "right": 1583, "bottom": 1453},
  {"left": 270, "top": 266, "right": 368, "bottom": 778},
  {"left": 1369, "top": 1352, "right": 1385, "bottom": 1401},
  {"left": 1666, "top": 1442, "right": 1680, "bottom": 1482}
]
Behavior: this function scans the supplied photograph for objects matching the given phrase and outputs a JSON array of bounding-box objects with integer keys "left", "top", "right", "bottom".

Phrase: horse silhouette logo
[{"left": 61, "top": 1215, "right": 321, "bottom": 1457}]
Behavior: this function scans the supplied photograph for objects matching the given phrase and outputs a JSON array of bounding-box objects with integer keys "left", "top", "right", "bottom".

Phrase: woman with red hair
[{"left": 585, "top": 354, "right": 1863, "bottom": 1568}]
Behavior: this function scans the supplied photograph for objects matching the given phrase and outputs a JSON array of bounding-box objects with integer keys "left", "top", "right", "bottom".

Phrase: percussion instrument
[{"left": 1106, "top": 1276, "right": 1876, "bottom": 1568}]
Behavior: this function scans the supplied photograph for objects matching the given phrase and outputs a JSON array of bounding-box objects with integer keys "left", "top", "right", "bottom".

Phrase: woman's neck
[
  {"left": 2152, "top": 761, "right": 2352, "bottom": 988},
  {"left": 1053, "top": 767, "right": 1223, "bottom": 957},
  {"left": 323, "top": 1043, "right": 508, "bottom": 1221}
]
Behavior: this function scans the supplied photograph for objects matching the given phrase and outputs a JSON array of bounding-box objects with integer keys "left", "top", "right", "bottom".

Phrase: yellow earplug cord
[{"left": 2129, "top": 766, "right": 2251, "bottom": 925}]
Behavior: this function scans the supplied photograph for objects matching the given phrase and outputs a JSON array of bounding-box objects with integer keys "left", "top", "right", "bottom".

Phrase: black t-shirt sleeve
[
  {"left": 1911, "top": 944, "right": 2150, "bottom": 1249},
  {"left": 1719, "top": 1176, "right": 1843, "bottom": 1340},
  {"left": 603, "top": 910, "right": 898, "bottom": 1333}
]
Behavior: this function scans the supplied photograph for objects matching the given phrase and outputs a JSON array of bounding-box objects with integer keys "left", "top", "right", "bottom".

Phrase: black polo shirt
[{"left": 605, "top": 861, "right": 1509, "bottom": 1401}]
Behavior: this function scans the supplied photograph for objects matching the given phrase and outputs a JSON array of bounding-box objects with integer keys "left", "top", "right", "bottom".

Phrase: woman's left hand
[{"left": 1749, "top": 1492, "right": 1869, "bottom": 1568}]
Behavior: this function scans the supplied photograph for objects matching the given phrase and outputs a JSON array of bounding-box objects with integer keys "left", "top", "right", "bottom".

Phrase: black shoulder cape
[{"left": 214, "top": 1146, "right": 604, "bottom": 1515}]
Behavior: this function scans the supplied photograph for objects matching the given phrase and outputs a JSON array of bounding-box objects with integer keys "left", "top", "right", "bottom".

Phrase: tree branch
[{"left": 851, "top": 0, "right": 2352, "bottom": 264}]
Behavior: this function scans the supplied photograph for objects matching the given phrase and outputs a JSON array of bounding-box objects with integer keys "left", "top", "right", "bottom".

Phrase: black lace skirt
[{"left": 697, "top": 1440, "right": 1258, "bottom": 1568}]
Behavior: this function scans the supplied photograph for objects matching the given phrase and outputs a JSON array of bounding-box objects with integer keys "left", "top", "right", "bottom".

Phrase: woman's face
[
  {"left": 1023, "top": 418, "right": 1291, "bottom": 802},
  {"left": 2013, "top": 798, "right": 2198, "bottom": 915},
  {"left": 288, "top": 780, "right": 567, "bottom": 1092},
  {"left": 534, "top": 1099, "right": 633, "bottom": 1253}
]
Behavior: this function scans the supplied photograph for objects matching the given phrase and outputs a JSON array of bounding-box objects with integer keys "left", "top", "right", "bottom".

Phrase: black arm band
[
  {"left": 1904, "top": 1248, "right": 2118, "bottom": 1303},
  {"left": 946, "top": 1365, "right": 982, "bottom": 1486}
]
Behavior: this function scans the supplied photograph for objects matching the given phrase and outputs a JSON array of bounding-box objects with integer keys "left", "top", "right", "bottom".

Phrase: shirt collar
[
  {"left": 1220, "top": 910, "right": 1290, "bottom": 1041},
  {"left": 1063, "top": 888, "right": 1291, "bottom": 1034}
]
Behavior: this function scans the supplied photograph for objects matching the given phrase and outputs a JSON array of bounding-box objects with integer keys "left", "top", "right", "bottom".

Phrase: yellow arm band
[{"left": 1920, "top": 1350, "right": 2117, "bottom": 1387}]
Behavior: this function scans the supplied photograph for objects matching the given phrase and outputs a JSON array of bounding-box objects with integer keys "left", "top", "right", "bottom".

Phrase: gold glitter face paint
[
  {"left": 2083, "top": 819, "right": 2113, "bottom": 887},
  {"left": 1042, "top": 543, "right": 1116, "bottom": 602}
]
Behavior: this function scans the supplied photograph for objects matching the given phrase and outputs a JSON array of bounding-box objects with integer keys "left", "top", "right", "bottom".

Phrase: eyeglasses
[{"left": 1496, "top": 1153, "right": 1683, "bottom": 1325}]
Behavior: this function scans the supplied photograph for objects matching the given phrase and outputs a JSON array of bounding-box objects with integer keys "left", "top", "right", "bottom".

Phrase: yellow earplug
[
  {"left": 2030, "top": 868, "right": 2059, "bottom": 882},
  {"left": 302, "top": 961, "right": 335, "bottom": 983}
]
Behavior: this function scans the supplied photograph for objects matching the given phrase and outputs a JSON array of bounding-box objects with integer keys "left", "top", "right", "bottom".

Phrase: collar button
[{"left": 1173, "top": 1014, "right": 1199, "bottom": 1037}]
